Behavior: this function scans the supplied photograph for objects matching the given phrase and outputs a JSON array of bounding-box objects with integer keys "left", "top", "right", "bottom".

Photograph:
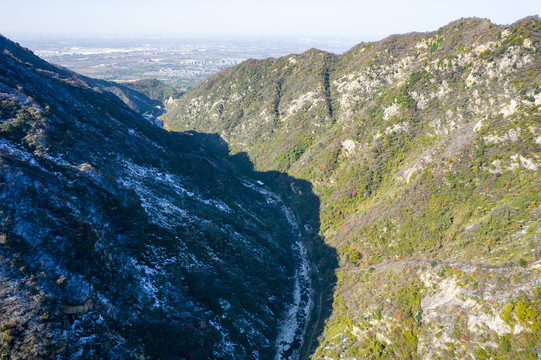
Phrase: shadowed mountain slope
[{"left": 0, "top": 34, "right": 334, "bottom": 359}]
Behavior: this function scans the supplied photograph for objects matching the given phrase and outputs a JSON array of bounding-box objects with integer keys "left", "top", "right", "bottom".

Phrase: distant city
[{"left": 12, "top": 35, "right": 358, "bottom": 90}]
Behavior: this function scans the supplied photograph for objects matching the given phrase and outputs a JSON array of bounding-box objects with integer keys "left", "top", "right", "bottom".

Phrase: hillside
[
  {"left": 116, "top": 78, "right": 180, "bottom": 104},
  {"left": 0, "top": 35, "right": 321, "bottom": 359},
  {"left": 164, "top": 17, "right": 541, "bottom": 359},
  {"left": 83, "top": 77, "right": 165, "bottom": 118}
]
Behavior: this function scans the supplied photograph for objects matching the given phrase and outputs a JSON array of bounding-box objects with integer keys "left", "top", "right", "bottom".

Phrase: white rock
[
  {"left": 473, "top": 119, "right": 483, "bottom": 132},
  {"left": 341, "top": 139, "right": 356, "bottom": 156},
  {"left": 468, "top": 310, "right": 511, "bottom": 336},
  {"left": 499, "top": 99, "right": 518, "bottom": 118},
  {"left": 421, "top": 277, "right": 462, "bottom": 313},
  {"left": 383, "top": 103, "right": 400, "bottom": 120}
]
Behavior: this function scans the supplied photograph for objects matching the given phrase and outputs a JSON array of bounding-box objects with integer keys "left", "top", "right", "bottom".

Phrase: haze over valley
[{"left": 10, "top": 35, "right": 356, "bottom": 90}]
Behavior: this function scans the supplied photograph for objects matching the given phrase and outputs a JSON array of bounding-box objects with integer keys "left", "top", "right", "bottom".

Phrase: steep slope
[
  {"left": 0, "top": 35, "right": 307, "bottom": 359},
  {"left": 84, "top": 76, "right": 166, "bottom": 118},
  {"left": 116, "top": 78, "right": 180, "bottom": 104},
  {"left": 164, "top": 17, "right": 541, "bottom": 359}
]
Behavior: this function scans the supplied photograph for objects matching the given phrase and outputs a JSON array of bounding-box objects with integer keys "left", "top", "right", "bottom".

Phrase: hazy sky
[{"left": 1, "top": 0, "right": 540, "bottom": 40}]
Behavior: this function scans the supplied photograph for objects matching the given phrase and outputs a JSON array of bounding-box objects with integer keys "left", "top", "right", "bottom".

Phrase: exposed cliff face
[
  {"left": 164, "top": 17, "right": 541, "bottom": 358},
  {"left": 0, "top": 35, "right": 309, "bottom": 359}
]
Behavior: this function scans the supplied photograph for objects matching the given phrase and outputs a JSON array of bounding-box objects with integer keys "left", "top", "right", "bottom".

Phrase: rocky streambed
[{"left": 240, "top": 179, "right": 315, "bottom": 360}]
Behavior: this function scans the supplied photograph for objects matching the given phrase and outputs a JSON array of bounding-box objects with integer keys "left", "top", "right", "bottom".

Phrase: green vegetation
[
  {"left": 118, "top": 78, "right": 180, "bottom": 103},
  {"left": 164, "top": 16, "right": 541, "bottom": 359}
]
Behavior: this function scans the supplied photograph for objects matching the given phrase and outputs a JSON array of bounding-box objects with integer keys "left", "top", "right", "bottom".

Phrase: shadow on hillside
[{"left": 189, "top": 131, "right": 338, "bottom": 358}]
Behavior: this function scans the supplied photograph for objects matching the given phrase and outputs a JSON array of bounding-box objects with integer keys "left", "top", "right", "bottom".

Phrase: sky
[{"left": 1, "top": 0, "right": 540, "bottom": 41}]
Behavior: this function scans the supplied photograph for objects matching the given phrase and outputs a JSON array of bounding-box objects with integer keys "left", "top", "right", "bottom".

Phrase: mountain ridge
[
  {"left": 0, "top": 35, "right": 172, "bottom": 118},
  {"left": 0, "top": 34, "right": 333, "bottom": 359},
  {"left": 164, "top": 16, "right": 541, "bottom": 358}
]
